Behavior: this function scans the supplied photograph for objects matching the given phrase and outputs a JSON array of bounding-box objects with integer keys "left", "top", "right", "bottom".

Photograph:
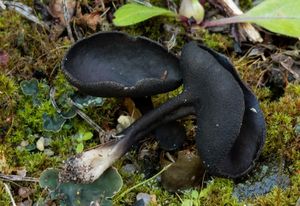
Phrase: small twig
[
  {"left": 256, "top": 69, "right": 269, "bottom": 88},
  {"left": 165, "top": 33, "right": 177, "bottom": 51},
  {"left": 0, "top": 173, "right": 39, "bottom": 182},
  {"left": 62, "top": 0, "right": 75, "bottom": 42},
  {"left": 208, "top": 0, "right": 262, "bottom": 42},
  {"left": 50, "top": 87, "right": 107, "bottom": 143},
  {"left": 165, "top": 152, "right": 176, "bottom": 163},
  {"left": 3, "top": 183, "right": 17, "bottom": 206},
  {"left": 3, "top": 1, "right": 49, "bottom": 30},
  {"left": 69, "top": 99, "right": 108, "bottom": 143},
  {"left": 98, "top": 0, "right": 106, "bottom": 10},
  {"left": 4, "top": 116, "right": 14, "bottom": 140},
  {"left": 50, "top": 87, "right": 62, "bottom": 113},
  {"left": 129, "top": 0, "right": 152, "bottom": 7},
  {"left": 0, "top": 0, "right": 6, "bottom": 9},
  {"left": 114, "top": 163, "right": 173, "bottom": 202},
  {"left": 100, "top": 7, "right": 110, "bottom": 18},
  {"left": 36, "top": 45, "right": 70, "bottom": 61},
  {"left": 200, "top": 170, "right": 206, "bottom": 191},
  {"left": 72, "top": 103, "right": 105, "bottom": 133}
]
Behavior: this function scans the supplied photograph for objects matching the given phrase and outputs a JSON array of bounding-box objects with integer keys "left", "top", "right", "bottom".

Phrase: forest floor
[{"left": 0, "top": 0, "right": 299, "bottom": 205}]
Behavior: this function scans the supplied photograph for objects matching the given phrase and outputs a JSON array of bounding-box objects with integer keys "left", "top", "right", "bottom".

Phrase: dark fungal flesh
[{"left": 61, "top": 37, "right": 265, "bottom": 183}]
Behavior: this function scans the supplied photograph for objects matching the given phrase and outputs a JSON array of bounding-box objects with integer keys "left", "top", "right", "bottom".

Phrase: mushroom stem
[
  {"left": 133, "top": 96, "right": 188, "bottom": 150},
  {"left": 60, "top": 93, "right": 194, "bottom": 183}
]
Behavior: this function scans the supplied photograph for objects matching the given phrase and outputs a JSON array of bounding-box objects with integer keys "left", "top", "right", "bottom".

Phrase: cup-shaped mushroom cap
[
  {"left": 180, "top": 42, "right": 266, "bottom": 178},
  {"left": 62, "top": 32, "right": 182, "bottom": 97}
]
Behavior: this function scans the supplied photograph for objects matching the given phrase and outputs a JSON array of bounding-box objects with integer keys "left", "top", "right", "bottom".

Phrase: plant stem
[{"left": 114, "top": 163, "right": 173, "bottom": 202}]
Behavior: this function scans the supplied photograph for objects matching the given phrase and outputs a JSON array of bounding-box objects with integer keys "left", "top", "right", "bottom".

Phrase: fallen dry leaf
[
  {"left": 76, "top": 11, "right": 103, "bottom": 31},
  {"left": 48, "top": 0, "right": 76, "bottom": 26},
  {"left": 123, "top": 98, "right": 142, "bottom": 120},
  {"left": 271, "top": 53, "right": 300, "bottom": 81}
]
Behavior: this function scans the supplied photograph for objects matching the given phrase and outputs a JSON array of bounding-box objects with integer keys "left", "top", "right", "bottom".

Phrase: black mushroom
[
  {"left": 180, "top": 42, "right": 266, "bottom": 177},
  {"left": 62, "top": 31, "right": 182, "bottom": 97},
  {"left": 63, "top": 31, "right": 186, "bottom": 151},
  {"left": 60, "top": 35, "right": 266, "bottom": 183},
  {"left": 133, "top": 96, "right": 186, "bottom": 151},
  {"left": 62, "top": 32, "right": 185, "bottom": 150}
]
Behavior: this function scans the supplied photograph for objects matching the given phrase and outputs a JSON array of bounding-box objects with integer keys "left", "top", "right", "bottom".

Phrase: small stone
[
  {"left": 16, "top": 168, "right": 27, "bottom": 177},
  {"left": 18, "top": 187, "right": 32, "bottom": 199},
  {"left": 136, "top": 193, "right": 156, "bottom": 206},
  {"left": 160, "top": 150, "right": 205, "bottom": 192},
  {"left": 44, "top": 149, "right": 55, "bottom": 156},
  {"left": 43, "top": 137, "right": 52, "bottom": 147},
  {"left": 36, "top": 137, "right": 45, "bottom": 151},
  {"left": 117, "top": 115, "right": 135, "bottom": 132},
  {"left": 20, "top": 140, "right": 29, "bottom": 147},
  {"left": 16, "top": 146, "right": 24, "bottom": 151},
  {"left": 296, "top": 197, "right": 300, "bottom": 206},
  {"left": 121, "top": 164, "right": 136, "bottom": 175},
  {"left": 17, "top": 199, "right": 32, "bottom": 206}
]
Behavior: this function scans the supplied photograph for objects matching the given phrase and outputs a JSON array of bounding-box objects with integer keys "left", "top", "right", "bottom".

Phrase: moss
[
  {"left": 198, "top": 179, "right": 240, "bottom": 205},
  {"left": 179, "top": 179, "right": 241, "bottom": 206},
  {"left": 13, "top": 150, "right": 60, "bottom": 175},
  {"left": 202, "top": 31, "right": 233, "bottom": 52},
  {"left": 259, "top": 84, "right": 300, "bottom": 159},
  {"left": 0, "top": 74, "right": 18, "bottom": 138},
  {"left": 0, "top": 183, "right": 11, "bottom": 206},
  {"left": 0, "top": 10, "right": 69, "bottom": 79},
  {"left": 189, "top": 28, "right": 233, "bottom": 52},
  {"left": 115, "top": 172, "right": 181, "bottom": 205},
  {"left": 239, "top": 0, "right": 253, "bottom": 11},
  {"left": 1, "top": 4, "right": 300, "bottom": 206},
  {"left": 119, "top": 16, "right": 186, "bottom": 54},
  {"left": 152, "top": 86, "right": 184, "bottom": 107}
]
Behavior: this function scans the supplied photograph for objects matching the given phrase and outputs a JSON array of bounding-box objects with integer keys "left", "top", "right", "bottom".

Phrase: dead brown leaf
[
  {"left": 76, "top": 11, "right": 103, "bottom": 31},
  {"left": 271, "top": 53, "right": 300, "bottom": 81},
  {"left": 48, "top": 0, "right": 76, "bottom": 26},
  {"left": 123, "top": 98, "right": 142, "bottom": 120}
]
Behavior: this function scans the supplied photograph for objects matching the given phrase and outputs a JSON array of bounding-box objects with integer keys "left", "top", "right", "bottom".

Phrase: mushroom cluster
[{"left": 61, "top": 31, "right": 266, "bottom": 183}]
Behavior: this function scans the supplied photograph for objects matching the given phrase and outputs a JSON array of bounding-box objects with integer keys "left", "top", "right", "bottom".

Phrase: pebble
[
  {"left": 20, "top": 140, "right": 29, "bottom": 147},
  {"left": 17, "top": 199, "right": 32, "bottom": 206},
  {"left": 136, "top": 193, "right": 152, "bottom": 206},
  {"left": 36, "top": 137, "right": 45, "bottom": 151},
  {"left": 121, "top": 164, "right": 137, "bottom": 175},
  {"left": 43, "top": 137, "right": 52, "bottom": 147},
  {"left": 44, "top": 149, "right": 54, "bottom": 156},
  {"left": 18, "top": 187, "right": 32, "bottom": 199},
  {"left": 296, "top": 197, "right": 300, "bottom": 206}
]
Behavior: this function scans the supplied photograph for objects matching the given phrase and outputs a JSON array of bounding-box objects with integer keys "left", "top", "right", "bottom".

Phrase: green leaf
[
  {"left": 82, "top": 132, "right": 93, "bottom": 141},
  {"left": 43, "top": 113, "right": 66, "bottom": 132},
  {"left": 20, "top": 79, "right": 39, "bottom": 96},
  {"left": 39, "top": 167, "right": 123, "bottom": 206},
  {"left": 72, "top": 95, "right": 104, "bottom": 109},
  {"left": 242, "top": 0, "right": 300, "bottom": 38},
  {"left": 76, "top": 143, "right": 84, "bottom": 153},
  {"left": 39, "top": 169, "right": 59, "bottom": 191},
  {"left": 113, "top": 3, "right": 176, "bottom": 26}
]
